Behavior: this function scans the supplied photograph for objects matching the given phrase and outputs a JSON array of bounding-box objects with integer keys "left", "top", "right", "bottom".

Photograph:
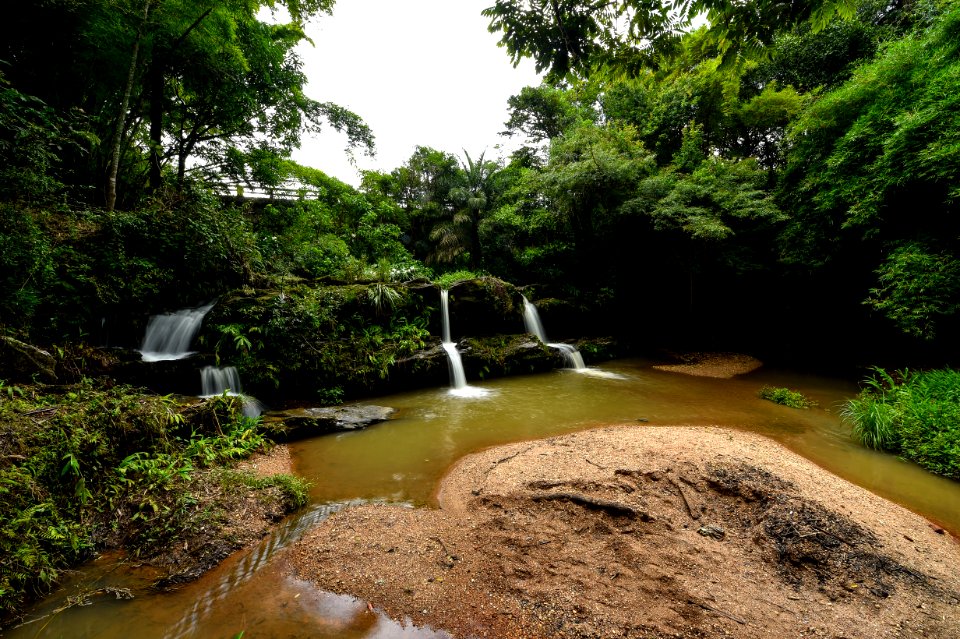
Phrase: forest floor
[{"left": 289, "top": 426, "right": 960, "bottom": 638}]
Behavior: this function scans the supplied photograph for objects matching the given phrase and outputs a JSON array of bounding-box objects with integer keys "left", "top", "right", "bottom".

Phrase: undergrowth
[
  {"left": 0, "top": 380, "right": 299, "bottom": 624},
  {"left": 841, "top": 367, "right": 960, "bottom": 479}
]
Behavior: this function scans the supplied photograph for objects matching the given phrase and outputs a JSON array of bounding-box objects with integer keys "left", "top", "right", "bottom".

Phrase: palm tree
[{"left": 429, "top": 150, "right": 499, "bottom": 267}]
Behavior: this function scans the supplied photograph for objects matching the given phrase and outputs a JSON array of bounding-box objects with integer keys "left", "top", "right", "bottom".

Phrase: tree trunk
[
  {"left": 106, "top": 0, "right": 151, "bottom": 212},
  {"left": 148, "top": 55, "right": 164, "bottom": 192}
]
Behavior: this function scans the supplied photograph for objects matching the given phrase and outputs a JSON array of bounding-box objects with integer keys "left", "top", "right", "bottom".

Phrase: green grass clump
[
  {"left": 758, "top": 386, "right": 817, "bottom": 409},
  {"left": 841, "top": 367, "right": 960, "bottom": 479},
  {"left": 434, "top": 269, "right": 485, "bottom": 289}
]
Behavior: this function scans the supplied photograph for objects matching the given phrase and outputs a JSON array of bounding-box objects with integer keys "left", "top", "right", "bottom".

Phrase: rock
[
  {"left": 446, "top": 278, "right": 524, "bottom": 338},
  {"left": 0, "top": 336, "right": 58, "bottom": 383},
  {"left": 110, "top": 350, "right": 217, "bottom": 395},
  {"left": 459, "top": 335, "right": 564, "bottom": 377},
  {"left": 262, "top": 404, "right": 396, "bottom": 441}
]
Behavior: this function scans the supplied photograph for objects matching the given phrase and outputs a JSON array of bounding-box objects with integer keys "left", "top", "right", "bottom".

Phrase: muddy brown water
[{"left": 6, "top": 358, "right": 959, "bottom": 638}]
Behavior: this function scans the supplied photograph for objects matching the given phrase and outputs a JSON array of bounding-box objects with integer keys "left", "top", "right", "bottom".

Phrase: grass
[
  {"left": 841, "top": 367, "right": 960, "bottom": 479},
  {"left": 758, "top": 386, "right": 817, "bottom": 409}
]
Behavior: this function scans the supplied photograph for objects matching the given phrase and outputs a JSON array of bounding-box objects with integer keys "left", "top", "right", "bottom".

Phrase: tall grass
[{"left": 841, "top": 367, "right": 960, "bottom": 478}]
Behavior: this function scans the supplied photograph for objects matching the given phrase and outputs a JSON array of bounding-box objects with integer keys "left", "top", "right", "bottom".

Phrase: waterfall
[
  {"left": 140, "top": 303, "right": 214, "bottom": 361},
  {"left": 440, "top": 290, "right": 488, "bottom": 397},
  {"left": 200, "top": 365, "right": 263, "bottom": 418},
  {"left": 521, "top": 296, "right": 586, "bottom": 370}
]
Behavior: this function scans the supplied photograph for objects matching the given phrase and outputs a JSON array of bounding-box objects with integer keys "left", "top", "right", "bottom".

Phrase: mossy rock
[
  {"left": 260, "top": 405, "right": 396, "bottom": 441},
  {"left": 0, "top": 336, "right": 57, "bottom": 384},
  {"left": 459, "top": 335, "right": 564, "bottom": 379}
]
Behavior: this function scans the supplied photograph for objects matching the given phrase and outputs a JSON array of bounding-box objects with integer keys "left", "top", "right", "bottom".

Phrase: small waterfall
[
  {"left": 140, "top": 303, "right": 214, "bottom": 361},
  {"left": 200, "top": 365, "right": 263, "bottom": 418},
  {"left": 440, "top": 290, "right": 488, "bottom": 397},
  {"left": 201, "top": 365, "right": 244, "bottom": 396},
  {"left": 521, "top": 296, "right": 586, "bottom": 370}
]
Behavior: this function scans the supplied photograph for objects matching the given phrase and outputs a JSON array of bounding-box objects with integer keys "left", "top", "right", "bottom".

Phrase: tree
[
  {"left": 431, "top": 151, "right": 502, "bottom": 267},
  {"left": 780, "top": 1, "right": 960, "bottom": 339},
  {"left": 0, "top": 0, "right": 372, "bottom": 207},
  {"left": 482, "top": 0, "right": 857, "bottom": 79}
]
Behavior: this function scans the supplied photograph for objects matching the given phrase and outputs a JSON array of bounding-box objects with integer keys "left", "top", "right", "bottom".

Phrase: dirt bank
[
  {"left": 143, "top": 444, "right": 297, "bottom": 588},
  {"left": 289, "top": 426, "right": 960, "bottom": 638}
]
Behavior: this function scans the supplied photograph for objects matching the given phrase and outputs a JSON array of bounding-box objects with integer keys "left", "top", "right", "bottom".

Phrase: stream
[{"left": 6, "top": 358, "right": 960, "bottom": 638}]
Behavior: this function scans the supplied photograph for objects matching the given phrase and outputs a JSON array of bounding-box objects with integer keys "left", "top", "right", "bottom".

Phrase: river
[{"left": 6, "top": 358, "right": 959, "bottom": 638}]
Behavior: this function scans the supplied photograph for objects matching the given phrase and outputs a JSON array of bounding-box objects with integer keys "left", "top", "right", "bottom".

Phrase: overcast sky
[{"left": 290, "top": 1, "right": 542, "bottom": 185}]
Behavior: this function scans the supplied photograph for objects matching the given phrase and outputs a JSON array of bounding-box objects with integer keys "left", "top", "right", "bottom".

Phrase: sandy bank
[{"left": 289, "top": 426, "right": 959, "bottom": 638}]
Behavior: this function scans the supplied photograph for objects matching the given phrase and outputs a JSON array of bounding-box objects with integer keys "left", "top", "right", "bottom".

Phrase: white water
[
  {"left": 200, "top": 365, "right": 263, "bottom": 417},
  {"left": 440, "top": 290, "right": 489, "bottom": 397},
  {"left": 140, "top": 303, "right": 214, "bottom": 361},
  {"left": 521, "top": 296, "right": 587, "bottom": 370}
]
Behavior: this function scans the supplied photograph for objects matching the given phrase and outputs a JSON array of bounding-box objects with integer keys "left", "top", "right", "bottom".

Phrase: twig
[
  {"left": 757, "top": 597, "right": 796, "bottom": 615},
  {"left": 429, "top": 536, "right": 451, "bottom": 558},
  {"left": 24, "top": 406, "right": 58, "bottom": 417},
  {"left": 584, "top": 457, "right": 606, "bottom": 470}
]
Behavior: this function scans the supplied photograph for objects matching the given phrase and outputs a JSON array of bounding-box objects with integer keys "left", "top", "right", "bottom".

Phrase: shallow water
[{"left": 7, "top": 358, "right": 959, "bottom": 638}]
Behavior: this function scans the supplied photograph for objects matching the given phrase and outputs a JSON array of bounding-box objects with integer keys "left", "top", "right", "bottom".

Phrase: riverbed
[{"left": 6, "top": 358, "right": 959, "bottom": 638}]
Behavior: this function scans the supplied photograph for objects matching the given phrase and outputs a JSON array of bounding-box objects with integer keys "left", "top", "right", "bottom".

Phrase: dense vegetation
[{"left": 1, "top": 0, "right": 958, "bottom": 625}]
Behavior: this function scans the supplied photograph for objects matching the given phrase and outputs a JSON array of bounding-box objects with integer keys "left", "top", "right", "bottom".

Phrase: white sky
[{"left": 290, "top": 0, "right": 542, "bottom": 185}]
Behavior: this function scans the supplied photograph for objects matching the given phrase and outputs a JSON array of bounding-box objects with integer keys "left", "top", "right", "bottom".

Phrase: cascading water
[
  {"left": 440, "top": 290, "right": 488, "bottom": 397},
  {"left": 521, "top": 295, "right": 586, "bottom": 370},
  {"left": 140, "top": 303, "right": 214, "bottom": 361},
  {"left": 200, "top": 365, "right": 263, "bottom": 417}
]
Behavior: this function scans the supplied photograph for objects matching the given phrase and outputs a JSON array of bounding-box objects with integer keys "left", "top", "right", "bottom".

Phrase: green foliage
[
  {"left": 0, "top": 381, "right": 289, "bottom": 620},
  {"left": 199, "top": 282, "right": 435, "bottom": 399},
  {"left": 758, "top": 386, "right": 817, "bottom": 408},
  {"left": 242, "top": 473, "right": 311, "bottom": 510},
  {"left": 435, "top": 270, "right": 486, "bottom": 289},
  {"left": 842, "top": 367, "right": 960, "bottom": 478},
  {"left": 777, "top": 4, "right": 960, "bottom": 341},
  {"left": 483, "top": 0, "right": 857, "bottom": 79},
  {"left": 865, "top": 242, "right": 960, "bottom": 341},
  {"left": 635, "top": 156, "right": 785, "bottom": 241}
]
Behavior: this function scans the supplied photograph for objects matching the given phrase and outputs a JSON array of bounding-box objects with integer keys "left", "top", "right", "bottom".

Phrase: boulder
[
  {"left": 0, "top": 336, "right": 57, "bottom": 383},
  {"left": 262, "top": 404, "right": 396, "bottom": 441}
]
